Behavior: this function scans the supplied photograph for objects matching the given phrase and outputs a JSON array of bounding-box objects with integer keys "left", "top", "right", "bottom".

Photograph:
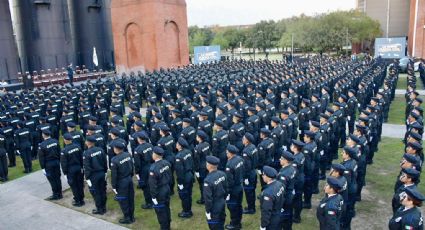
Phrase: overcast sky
[{"left": 186, "top": 0, "right": 356, "bottom": 27}]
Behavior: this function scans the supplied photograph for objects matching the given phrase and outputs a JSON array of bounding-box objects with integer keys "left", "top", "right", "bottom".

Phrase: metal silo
[
  {"left": 68, "top": 0, "right": 114, "bottom": 71},
  {"left": 11, "top": 0, "right": 73, "bottom": 73},
  {"left": 0, "top": 0, "right": 20, "bottom": 81}
]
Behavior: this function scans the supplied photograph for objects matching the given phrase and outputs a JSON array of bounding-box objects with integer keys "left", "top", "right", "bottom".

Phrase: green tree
[
  {"left": 251, "top": 20, "right": 280, "bottom": 55},
  {"left": 211, "top": 31, "right": 229, "bottom": 50}
]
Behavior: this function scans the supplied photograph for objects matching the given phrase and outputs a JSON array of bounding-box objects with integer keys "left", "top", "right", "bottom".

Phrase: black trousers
[
  {"left": 243, "top": 173, "right": 257, "bottom": 210},
  {"left": 226, "top": 189, "right": 243, "bottom": 226},
  {"left": 0, "top": 153, "right": 8, "bottom": 178},
  {"left": 154, "top": 199, "right": 171, "bottom": 230},
  {"left": 138, "top": 173, "right": 152, "bottom": 205},
  {"left": 89, "top": 172, "right": 107, "bottom": 210},
  {"left": 6, "top": 141, "right": 15, "bottom": 166},
  {"left": 45, "top": 161, "right": 62, "bottom": 196},
  {"left": 207, "top": 206, "right": 226, "bottom": 230},
  {"left": 178, "top": 181, "right": 193, "bottom": 212},
  {"left": 116, "top": 177, "right": 135, "bottom": 219},
  {"left": 67, "top": 169, "right": 85, "bottom": 202},
  {"left": 19, "top": 146, "right": 32, "bottom": 170},
  {"left": 196, "top": 168, "right": 207, "bottom": 201},
  {"left": 281, "top": 197, "right": 293, "bottom": 230}
]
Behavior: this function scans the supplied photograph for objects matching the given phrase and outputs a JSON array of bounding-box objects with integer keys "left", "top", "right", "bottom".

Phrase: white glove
[
  {"left": 136, "top": 175, "right": 140, "bottom": 180},
  {"left": 320, "top": 150, "right": 324, "bottom": 156},
  {"left": 195, "top": 172, "right": 200, "bottom": 178},
  {"left": 226, "top": 194, "right": 230, "bottom": 201},
  {"left": 257, "top": 169, "right": 262, "bottom": 175},
  {"left": 244, "top": 179, "right": 249, "bottom": 185},
  {"left": 260, "top": 227, "right": 266, "bottom": 230},
  {"left": 42, "top": 169, "right": 46, "bottom": 175},
  {"left": 16, "top": 150, "right": 20, "bottom": 155},
  {"left": 112, "top": 189, "right": 118, "bottom": 194},
  {"left": 86, "top": 179, "right": 92, "bottom": 187},
  {"left": 178, "top": 184, "right": 184, "bottom": 190},
  {"left": 152, "top": 198, "right": 158, "bottom": 205},
  {"left": 283, "top": 146, "right": 287, "bottom": 151},
  {"left": 347, "top": 116, "right": 351, "bottom": 121},
  {"left": 206, "top": 212, "right": 211, "bottom": 220}
]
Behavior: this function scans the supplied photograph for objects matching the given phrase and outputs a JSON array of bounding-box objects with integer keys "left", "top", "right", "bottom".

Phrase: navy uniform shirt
[
  {"left": 175, "top": 148, "right": 194, "bottom": 184},
  {"left": 260, "top": 180, "right": 285, "bottom": 228},
  {"left": 38, "top": 137, "right": 61, "bottom": 169},
  {"left": 203, "top": 169, "right": 227, "bottom": 213},
  {"left": 225, "top": 155, "right": 244, "bottom": 191},
  {"left": 60, "top": 143, "right": 83, "bottom": 175},
  {"left": 111, "top": 152, "right": 134, "bottom": 189},
  {"left": 316, "top": 193, "right": 343, "bottom": 229},
  {"left": 149, "top": 159, "right": 172, "bottom": 201},
  {"left": 83, "top": 146, "right": 107, "bottom": 179}
]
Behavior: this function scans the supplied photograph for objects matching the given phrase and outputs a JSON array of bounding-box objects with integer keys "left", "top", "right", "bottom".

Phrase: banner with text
[
  {"left": 194, "top": 46, "right": 221, "bottom": 64},
  {"left": 374, "top": 37, "right": 406, "bottom": 59}
]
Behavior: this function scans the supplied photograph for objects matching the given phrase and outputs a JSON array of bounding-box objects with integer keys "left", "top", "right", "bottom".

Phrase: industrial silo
[
  {"left": 0, "top": 0, "right": 20, "bottom": 81},
  {"left": 11, "top": 0, "right": 74, "bottom": 73},
  {"left": 68, "top": 0, "right": 114, "bottom": 71}
]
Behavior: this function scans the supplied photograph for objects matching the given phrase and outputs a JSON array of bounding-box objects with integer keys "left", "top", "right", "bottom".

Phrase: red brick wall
[
  {"left": 408, "top": 0, "right": 425, "bottom": 59},
  {"left": 111, "top": 0, "right": 189, "bottom": 73}
]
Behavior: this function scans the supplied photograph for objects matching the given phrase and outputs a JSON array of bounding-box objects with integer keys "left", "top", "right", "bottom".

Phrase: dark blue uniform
[
  {"left": 38, "top": 137, "right": 62, "bottom": 198},
  {"left": 204, "top": 169, "right": 227, "bottom": 230},
  {"left": 260, "top": 180, "right": 285, "bottom": 230},
  {"left": 225, "top": 155, "right": 244, "bottom": 228},
  {"left": 278, "top": 164, "right": 296, "bottom": 229},
  {"left": 149, "top": 159, "right": 172, "bottom": 230},
  {"left": 175, "top": 147, "right": 194, "bottom": 214},
  {"left": 316, "top": 194, "right": 343, "bottom": 230},
  {"left": 134, "top": 142, "right": 153, "bottom": 207},
  {"left": 60, "top": 143, "right": 84, "bottom": 204}
]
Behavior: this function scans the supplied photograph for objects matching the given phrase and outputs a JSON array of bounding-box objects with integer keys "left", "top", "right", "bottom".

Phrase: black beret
[
  {"left": 348, "top": 134, "right": 360, "bottom": 143},
  {"left": 155, "top": 113, "right": 163, "bottom": 120},
  {"left": 177, "top": 137, "right": 188, "bottom": 148},
  {"left": 67, "top": 122, "right": 76, "bottom": 128},
  {"left": 407, "top": 141, "right": 423, "bottom": 150},
  {"left": 262, "top": 166, "right": 277, "bottom": 178},
  {"left": 331, "top": 163, "right": 346, "bottom": 174},
  {"left": 159, "top": 125, "right": 170, "bottom": 132},
  {"left": 206, "top": 155, "right": 220, "bottom": 166},
  {"left": 182, "top": 118, "right": 191, "bottom": 123},
  {"left": 42, "top": 129, "right": 51, "bottom": 135},
  {"left": 113, "top": 141, "right": 126, "bottom": 150},
  {"left": 244, "top": 133, "right": 254, "bottom": 143},
  {"left": 227, "top": 144, "right": 239, "bottom": 154},
  {"left": 343, "top": 146, "right": 357, "bottom": 159},
  {"left": 136, "top": 131, "right": 149, "bottom": 140},
  {"left": 233, "top": 112, "right": 243, "bottom": 119},
  {"left": 214, "top": 120, "right": 225, "bottom": 127},
  {"left": 310, "top": 121, "right": 320, "bottom": 128},
  {"left": 304, "top": 130, "right": 316, "bottom": 138},
  {"left": 280, "top": 150, "right": 294, "bottom": 161},
  {"left": 63, "top": 133, "right": 73, "bottom": 141},
  {"left": 404, "top": 186, "right": 425, "bottom": 201},
  {"left": 327, "top": 177, "right": 343, "bottom": 191},
  {"left": 110, "top": 127, "right": 121, "bottom": 136},
  {"left": 271, "top": 116, "right": 281, "bottom": 123},
  {"left": 89, "top": 116, "right": 98, "bottom": 121},
  {"left": 153, "top": 146, "right": 164, "bottom": 156},
  {"left": 402, "top": 168, "right": 420, "bottom": 180},
  {"left": 292, "top": 139, "right": 305, "bottom": 148},
  {"left": 134, "top": 120, "right": 144, "bottom": 127},
  {"left": 86, "top": 135, "right": 97, "bottom": 143},
  {"left": 260, "top": 128, "right": 271, "bottom": 135}
]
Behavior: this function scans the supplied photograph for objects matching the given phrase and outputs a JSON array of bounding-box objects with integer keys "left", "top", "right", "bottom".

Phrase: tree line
[{"left": 189, "top": 10, "right": 382, "bottom": 55}]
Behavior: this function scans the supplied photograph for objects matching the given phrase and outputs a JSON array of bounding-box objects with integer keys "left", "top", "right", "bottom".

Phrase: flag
[{"left": 93, "top": 47, "right": 98, "bottom": 67}]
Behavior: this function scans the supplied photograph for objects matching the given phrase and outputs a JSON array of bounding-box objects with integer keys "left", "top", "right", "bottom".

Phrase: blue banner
[
  {"left": 374, "top": 37, "right": 406, "bottom": 59},
  {"left": 193, "top": 46, "right": 221, "bottom": 64}
]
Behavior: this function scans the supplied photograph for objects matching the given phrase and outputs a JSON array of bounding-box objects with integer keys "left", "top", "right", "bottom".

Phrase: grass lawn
[
  {"left": 387, "top": 95, "right": 425, "bottom": 125},
  {"left": 54, "top": 137, "right": 424, "bottom": 229},
  {"left": 0, "top": 157, "right": 41, "bottom": 184},
  {"left": 397, "top": 73, "right": 424, "bottom": 90}
]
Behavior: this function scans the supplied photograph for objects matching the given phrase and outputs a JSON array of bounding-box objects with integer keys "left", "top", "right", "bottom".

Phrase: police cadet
[
  {"left": 180, "top": 118, "right": 196, "bottom": 151},
  {"left": 38, "top": 129, "right": 62, "bottom": 200},
  {"left": 198, "top": 112, "right": 213, "bottom": 142},
  {"left": 389, "top": 186, "right": 424, "bottom": 230},
  {"left": 346, "top": 90, "right": 358, "bottom": 134},
  {"left": 302, "top": 130, "right": 317, "bottom": 209},
  {"left": 14, "top": 121, "right": 32, "bottom": 173},
  {"left": 194, "top": 130, "right": 210, "bottom": 204},
  {"left": 298, "top": 99, "right": 311, "bottom": 140},
  {"left": 229, "top": 113, "right": 245, "bottom": 152},
  {"left": 246, "top": 107, "right": 260, "bottom": 144},
  {"left": 0, "top": 133, "right": 8, "bottom": 181},
  {"left": 259, "top": 166, "right": 285, "bottom": 230},
  {"left": 316, "top": 177, "right": 344, "bottom": 230},
  {"left": 157, "top": 125, "right": 176, "bottom": 194},
  {"left": 149, "top": 146, "right": 172, "bottom": 230},
  {"left": 271, "top": 116, "right": 284, "bottom": 170},
  {"left": 83, "top": 135, "right": 108, "bottom": 215},
  {"left": 241, "top": 133, "right": 258, "bottom": 214},
  {"left": 258, "top": 128, "right": 275, "bottom": 189},
  {"left": 212, "top": 120, "right": 229, "bottom": 171},
  {"left": 278, "top": 150, "right": 296, "bottom": 230},
  {"left": 133, "top": 131, "right": 154, "bottom": 210},
  {"left": 175, "top": 137, "right": 194, "bottom": 218},
  {"left": 1, "top": 120, "right": 15, "bottom": 167},
  {"left": 111, "top": 141, "right": 135, "bottom": 224},
  {"left": 203, "top": 155, "right": 227, "bottom": 230},
  {"left": 107, "top": 127, "right": 127, "bottom": 168},
  {"left": 66, "top": 122, "right": 84, "bottom": 150},
  {"left": 340, "top": 146, "right": 358, "bottom": 230},
  {"left": 329, "top": 163, "right": 348, "bottom": 228},
  {"left": 391, "top": 168, "right": 420, "bottom": 214},
  {"left": 61, "top": 133, "right": 85, "bottom": 207},
  {"left": 291, "top": 139, "right": 305, "bottom": 223},
  {"left": 225, "top": 144, "right": 245, "bottom": 230}
]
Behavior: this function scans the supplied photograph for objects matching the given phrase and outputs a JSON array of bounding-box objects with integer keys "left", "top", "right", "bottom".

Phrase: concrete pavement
[{"left": 0, "top": 170, "right": 128, "bottom": 230}]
